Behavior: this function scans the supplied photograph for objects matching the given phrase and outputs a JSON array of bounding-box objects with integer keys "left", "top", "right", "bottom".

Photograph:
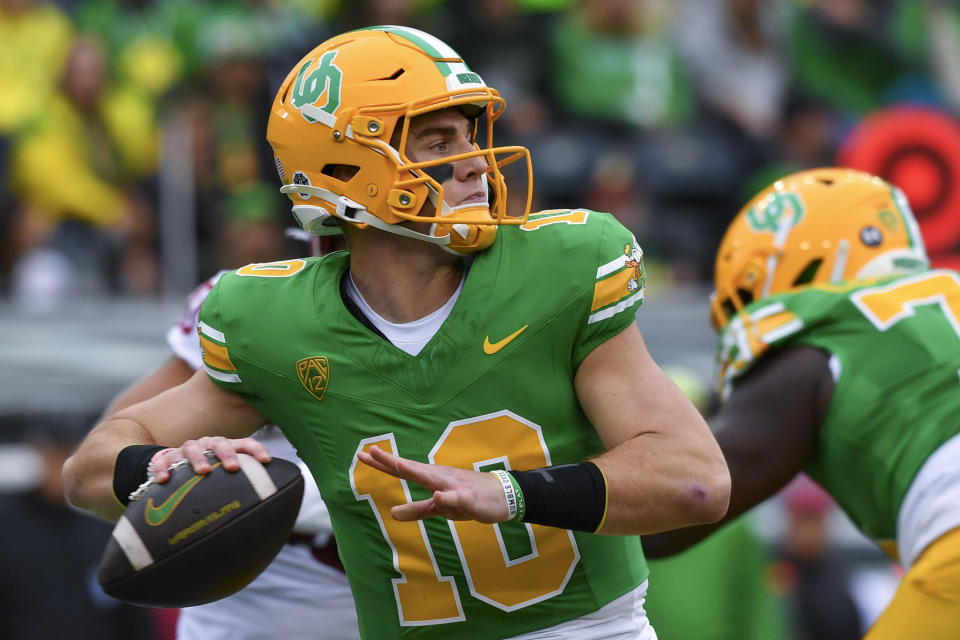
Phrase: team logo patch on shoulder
[
  {"left": 624, "top": 243, "right": 643, "bottom": 292},
  {"left": 588, "top": 240, "right": 645, "bottom": 324},
  {"left": 297, "top": 356, "right": 330, "bottom": 401}
]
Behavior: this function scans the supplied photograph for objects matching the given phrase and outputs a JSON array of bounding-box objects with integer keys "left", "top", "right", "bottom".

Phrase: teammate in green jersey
[
  {"left": 63, "top": 26, "right": 730, "bottom": 639},
  {"left": 641, "top": 167, "right": 960, "bottom": 638}
]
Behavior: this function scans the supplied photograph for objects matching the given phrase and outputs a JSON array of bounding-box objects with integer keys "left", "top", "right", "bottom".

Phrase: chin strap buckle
[{"left": 336, "top": 195, "right": 364, "bottom": 220}]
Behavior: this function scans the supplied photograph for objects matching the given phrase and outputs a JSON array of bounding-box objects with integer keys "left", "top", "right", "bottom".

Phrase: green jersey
[
  {"left": 198, "top": 210, "right": 649, "bottom": 639},
  {"left": 716, "top": 270, "right": 960, "bottom": 548}
]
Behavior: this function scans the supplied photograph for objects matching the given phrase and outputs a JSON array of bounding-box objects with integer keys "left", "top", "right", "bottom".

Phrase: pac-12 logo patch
[{"left": 297, "top": 356, "right": 330, "bottom": 401}]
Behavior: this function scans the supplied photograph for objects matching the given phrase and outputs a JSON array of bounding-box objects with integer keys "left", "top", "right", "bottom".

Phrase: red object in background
[
  {"left": 837, "top": 105, "right": 960, "bottom": 264},
  {"left": 781, "top": 474, "right": 834, "bottom": 516},
  {"left": 151, "top": 608, "right": 180, "bottom": 640}
]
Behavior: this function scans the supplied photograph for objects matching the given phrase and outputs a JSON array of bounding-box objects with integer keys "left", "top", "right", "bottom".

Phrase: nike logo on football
[
  {"left": 144, "top": 464, "right": 219, "bottom": 526},
  {"left": 483, "top": 325, "right": 528, "bottom": 355}
]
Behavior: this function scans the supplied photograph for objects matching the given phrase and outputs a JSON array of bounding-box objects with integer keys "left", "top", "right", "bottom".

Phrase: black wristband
[
  {"left": 510, "top": 461, "right": 608, "bottom": 533},
  {"left": 113, "top": 445, "right": 166, "bottom": 506}
]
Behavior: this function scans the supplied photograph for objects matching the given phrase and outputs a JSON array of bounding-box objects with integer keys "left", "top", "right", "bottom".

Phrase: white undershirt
[
  {"left": 896, "top": 430, "right": 960, "bottom": 569},
  {"left": 344, "top": 270, "right": 465, "bottom": 356}
]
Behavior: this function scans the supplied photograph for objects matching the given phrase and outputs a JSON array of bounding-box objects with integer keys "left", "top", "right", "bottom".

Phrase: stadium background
[{"left": 3, "top": 0, "right": 958, "bottom": 637}]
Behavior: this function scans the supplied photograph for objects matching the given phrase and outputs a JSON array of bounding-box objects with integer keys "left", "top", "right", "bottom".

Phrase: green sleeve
[
  {"left": 196, "top": 273, "right": 269, "bottom": 417},
  {"left": 572, "top": 213, "right": 645, "bottom": 368}
]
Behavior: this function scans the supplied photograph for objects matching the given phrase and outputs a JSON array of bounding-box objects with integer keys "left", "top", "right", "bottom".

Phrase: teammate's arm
[
  {"left": 641, "top": 345, "right": 832, "bottom": 557},
  {"left": 62, "top": 369, "right": 270, "bottom": 522},
  {"left": 573, "top": 322, "right": 730, "bottom": 534}
]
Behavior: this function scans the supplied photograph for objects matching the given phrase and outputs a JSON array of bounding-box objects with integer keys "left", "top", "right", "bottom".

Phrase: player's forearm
[
  {"left": 62, "top": 417, "right": 159, "bottom": 522},
  {"left": 591, "top": 434, "right": 731, "bottom": 535}
]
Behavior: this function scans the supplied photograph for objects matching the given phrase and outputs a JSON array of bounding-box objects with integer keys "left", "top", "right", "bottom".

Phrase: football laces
[{"left": 127, "top": 455, "right": 200, "bottom": 503}]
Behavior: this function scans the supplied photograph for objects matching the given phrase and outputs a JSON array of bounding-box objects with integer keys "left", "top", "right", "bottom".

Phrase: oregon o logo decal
[{"left": 291, "top": 51, "right": 343, "bottom": 122}]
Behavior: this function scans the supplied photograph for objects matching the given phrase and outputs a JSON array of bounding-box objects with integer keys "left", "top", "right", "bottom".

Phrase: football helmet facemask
[
  {"left": 267, "top": 25, "right": 533, "bottom": 254},
  {"left": 710, "top": 167, "right": 930, "bottom": 332}
]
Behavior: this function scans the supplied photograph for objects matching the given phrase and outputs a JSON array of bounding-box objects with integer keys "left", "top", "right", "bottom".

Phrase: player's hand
[
  {"left": 149, "top": 436, "right": 271, "bottom": 483},
  {"left": 357, "top": 445, "right": 509, "bottom": 523}
]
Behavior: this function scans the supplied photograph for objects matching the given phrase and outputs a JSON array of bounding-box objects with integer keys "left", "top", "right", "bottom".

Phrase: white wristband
[{"left": 490, "top": 469, "right": 519, "bottom": 521}]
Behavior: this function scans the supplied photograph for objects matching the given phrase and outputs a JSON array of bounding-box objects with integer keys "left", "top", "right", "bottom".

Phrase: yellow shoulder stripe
[
  {"left": 591, "top": 269, "right": 636, "bottom": 312},
  {"left": 199, "top": 333, "right": 236, "bottom": 372}
]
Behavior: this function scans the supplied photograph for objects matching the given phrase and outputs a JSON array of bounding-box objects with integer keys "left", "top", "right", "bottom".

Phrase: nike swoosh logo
[
  {"left": 483, "top": 325, "right": 528, "bottom": 355},
  {"left": 144, "top": 463, "right": 220, "bottom": 526}
]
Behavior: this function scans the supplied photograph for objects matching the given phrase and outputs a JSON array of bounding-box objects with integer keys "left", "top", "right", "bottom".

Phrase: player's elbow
[
  {"left": 61, "top": 449, "right": 103, "bottom": 515},
  {"left": 61, "top": 453, "right": 85, "bottom": 508},
  {"left": 683, "top": 465, "right": 731, "bottom": 525}
]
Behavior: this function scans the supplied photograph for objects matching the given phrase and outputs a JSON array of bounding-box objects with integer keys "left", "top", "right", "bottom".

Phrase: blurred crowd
[{"left": 3, "top": 0, "right": 960, "bottom": 307}]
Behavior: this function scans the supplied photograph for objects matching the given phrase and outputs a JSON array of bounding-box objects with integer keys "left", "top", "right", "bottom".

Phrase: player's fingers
[
  {"left": 363, "top": 446, "right": 439, "bottom": 487},
  {"left": 390, "top": 498, "right": 437, "bottom": 521},
  {"left": 431, "top": 490, "right": 473, "bottom": 521},
  {"left": 389, "top": 453, "right": 446, "bottom": 489},
  {"left": 149, "top": 447, "right": 181, "bottom": 482},
  {"left": 357, "top": 449, "right": 400, "bottom": 477},
  {"left": 179, "top": 439, "right": 214, "bottom": 474},
  {"left": 181, "top": 436, "right": 240, "bottom": 473},
  {"left": 202, "top": 436, "right": 248, "bottom": 472},
  {"left": 365, "top": 445, "right": 404, "bottom": 469},
  {"left": 231, "top": 437, "right": 271, "bottom": 463}
]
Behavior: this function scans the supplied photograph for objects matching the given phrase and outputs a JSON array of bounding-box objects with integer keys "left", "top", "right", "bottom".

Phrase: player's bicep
[
  {"left": 113, "top": 368, "right": 266, "bottom": 445},
  {"left": 711, "top": 345, "right": 831, "bottom": 520},
  {"left": 575, "top": 323, "right": 703, "bottom": 448},
  {"left": 102, "top": 355, "right": 195, "bottom": 416}
]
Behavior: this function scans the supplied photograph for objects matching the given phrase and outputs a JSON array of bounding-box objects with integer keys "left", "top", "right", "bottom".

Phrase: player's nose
[{"left": 453, "top": 150, "right": 487, "bottom": 182}]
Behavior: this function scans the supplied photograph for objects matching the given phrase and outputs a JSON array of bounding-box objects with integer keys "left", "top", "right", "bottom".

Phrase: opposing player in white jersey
[{"left": 103, "top": 269, "right": 359, "bottom": 640}]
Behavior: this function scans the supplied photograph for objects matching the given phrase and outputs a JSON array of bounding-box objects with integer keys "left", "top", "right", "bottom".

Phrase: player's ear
[{"left": 325, "top": 165, "right": 360, "bottom": 183}]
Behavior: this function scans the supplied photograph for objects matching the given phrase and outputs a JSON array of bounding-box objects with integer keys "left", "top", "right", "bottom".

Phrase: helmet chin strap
[
  {"left": 283, "top": 170, "right": 495, "bottom": 252},
  {"left": 353, "top": 209, "right": 451, "bottom": 247},
  {"left": 427, "top": 173, "right": 492, "bottom": 244},
  {"left": 282, "top": 183, "right": 454, "bottom": 248}
]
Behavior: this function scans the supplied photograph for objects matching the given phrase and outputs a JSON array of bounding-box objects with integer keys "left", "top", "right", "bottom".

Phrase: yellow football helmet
[
  {"left": 710, "top": 167, "right": 930, "bottom": 332},
  {"left": 266, "top": 25, "right": 533, "bottom": 254}
]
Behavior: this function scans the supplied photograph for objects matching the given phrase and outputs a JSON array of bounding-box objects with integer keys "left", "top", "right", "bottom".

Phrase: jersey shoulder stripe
[
  {"left": 716, "top": 300, "right": 803, "bottom": 399},
  {"left": 507, "top": 209, "right": 645, "bottom": 367},
  {"left": 510, "top": 209, "right": 645, "bottom": 327},
  {"left": 589, "top": 241, "right": 644, "bottom": 324},
  {"left": 198, "top": 320, "right": 241, "bottom": 383}
]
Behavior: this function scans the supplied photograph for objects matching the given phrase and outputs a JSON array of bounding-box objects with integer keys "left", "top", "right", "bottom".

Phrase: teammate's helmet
[
  {"left": 267, "top": 26, "right": 533, "bottom": 254},
  {"left": 710, "top": 167, "right": 930, "bottom": 332}
]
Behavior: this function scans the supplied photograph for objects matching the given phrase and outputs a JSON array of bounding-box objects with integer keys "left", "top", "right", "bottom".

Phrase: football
[{"left": 97, "top": 452, "right": 304, "bottom": 608}]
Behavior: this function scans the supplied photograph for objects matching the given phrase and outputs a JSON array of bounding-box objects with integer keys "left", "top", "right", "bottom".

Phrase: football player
[
  {"left": 642, "top": 168, "right": 960, "bottom": 638},
  {"left": 102, "top": 267, "right": 358, "bottom": 640},
  {"left": 64, "top": 26, "right": 730, "bottom": 640}
]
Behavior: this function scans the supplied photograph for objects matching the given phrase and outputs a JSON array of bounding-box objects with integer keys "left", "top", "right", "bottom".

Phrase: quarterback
[
  {"left": 63, "top": 26, "right": 729, "bottom": 639},
  {"left": 642, "top": 168, "right": 960, "bottom": 638}
]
